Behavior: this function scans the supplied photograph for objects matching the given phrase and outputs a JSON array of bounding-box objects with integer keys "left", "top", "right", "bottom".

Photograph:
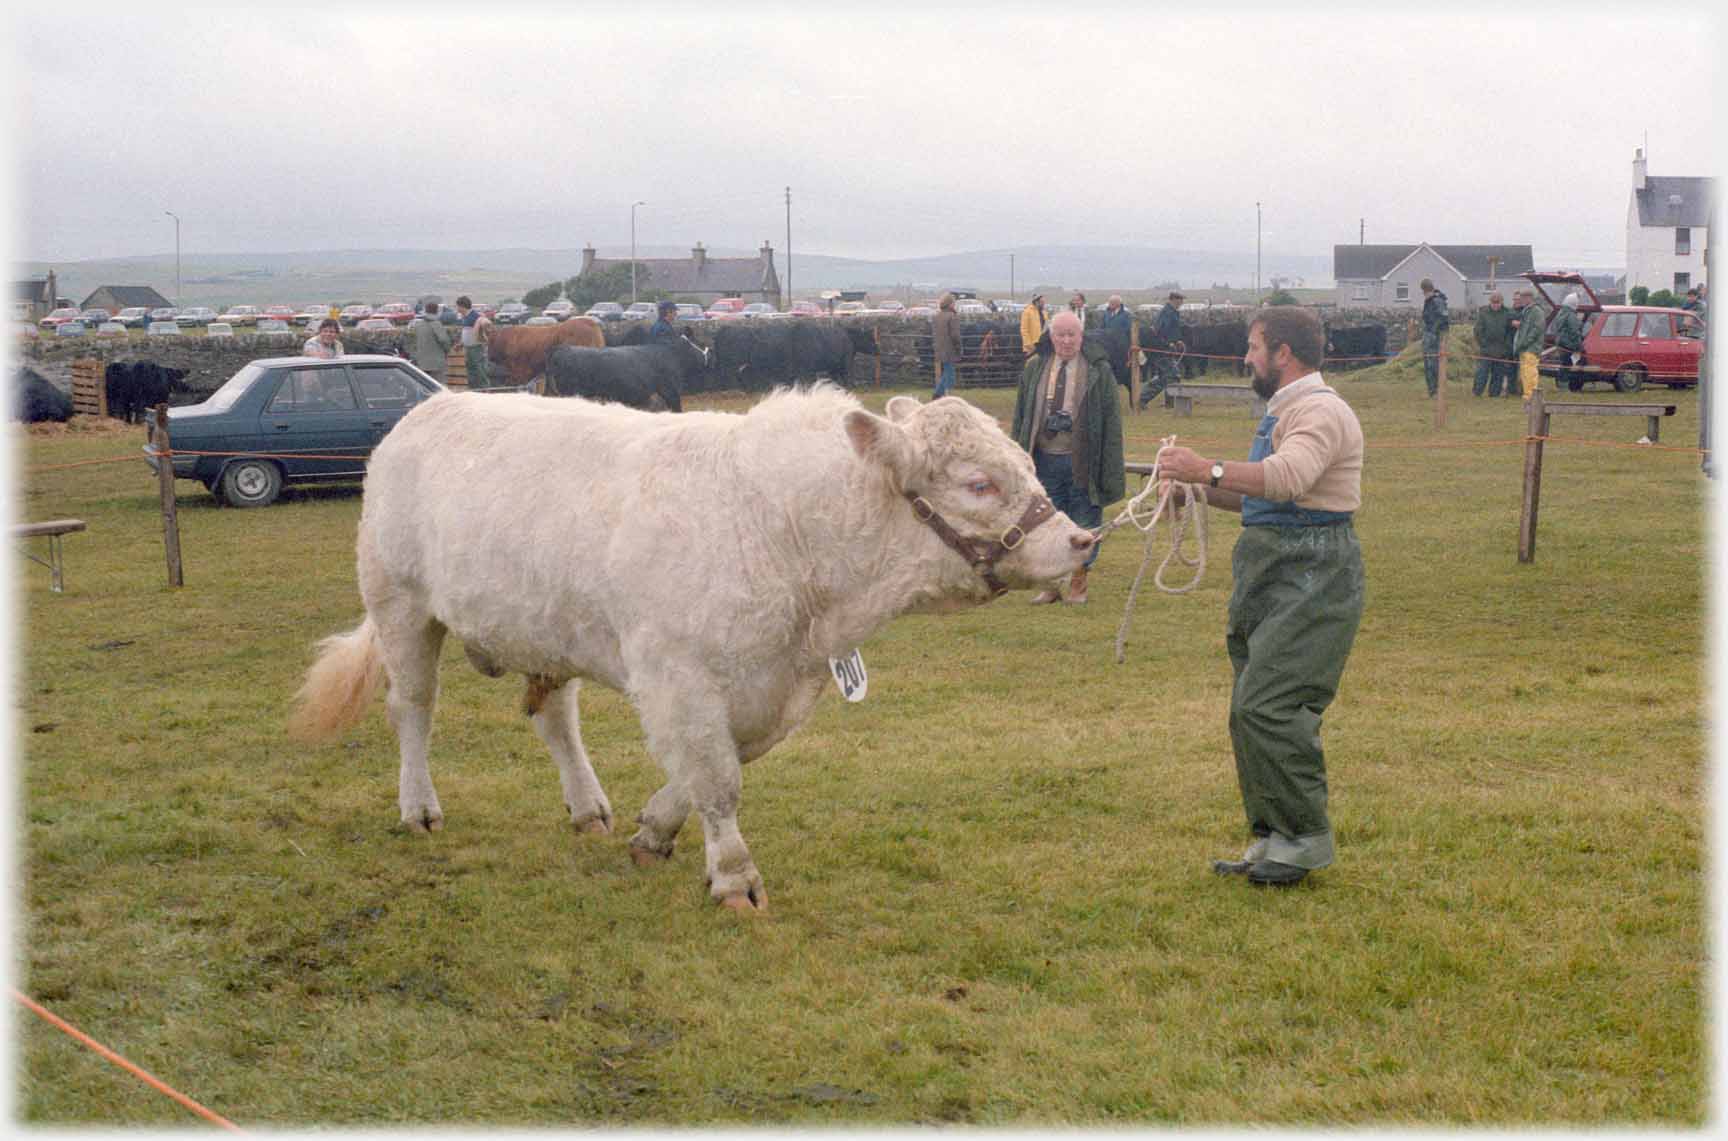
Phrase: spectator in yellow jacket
[{"left": 1020, "top": 293, "right": 1047, "bottom": 358}]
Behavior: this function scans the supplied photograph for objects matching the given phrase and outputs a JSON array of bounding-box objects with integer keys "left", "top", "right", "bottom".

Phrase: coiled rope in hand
[{"left": 1093, "top": 436, "right": 1209, "bottom": 663}]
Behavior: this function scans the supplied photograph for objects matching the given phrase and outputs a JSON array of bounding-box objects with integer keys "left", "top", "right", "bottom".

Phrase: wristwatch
[{"left": 1209, "top": 461, "right": 1225, "bottom": 488}]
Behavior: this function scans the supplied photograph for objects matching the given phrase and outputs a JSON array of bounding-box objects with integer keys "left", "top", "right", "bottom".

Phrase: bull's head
[{"left": 843, "top": 395, "right": 1094, "bottom": 598}]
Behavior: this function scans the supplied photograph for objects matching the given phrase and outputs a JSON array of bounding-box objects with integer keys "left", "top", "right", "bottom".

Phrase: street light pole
[
  {"left": 1255, "top": 201, "right": 1261, "bottom": 300},
  {"left": 630, "top": 200, "right": 645, "bottom": 305},
  {"left": 165, "top": 210, "right": 181, "bottom": 305},
  {"left": 785, "top": 186, "right": 792, "bottom": 311},
  {"left": 1010, "top": 253, "right": 1015, "bottom": 300}
]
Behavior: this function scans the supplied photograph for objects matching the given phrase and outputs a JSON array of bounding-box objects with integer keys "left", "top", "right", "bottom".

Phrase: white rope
[{"left": 1095, "top": 436, "right": 1210, "bottom": 663}]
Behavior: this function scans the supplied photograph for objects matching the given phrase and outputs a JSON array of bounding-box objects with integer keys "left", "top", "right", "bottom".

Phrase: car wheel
[
  {"left": 1613, "top": 365, "right": 1645, "bottom": 394},
  {"left": 219, "top": 459, "right": 283, "bottom": 508}
]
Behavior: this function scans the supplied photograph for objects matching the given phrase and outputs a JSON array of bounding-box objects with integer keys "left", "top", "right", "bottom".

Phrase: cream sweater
[{"left": 1259, "top": 374, "right": 1363, "bottom": 512}]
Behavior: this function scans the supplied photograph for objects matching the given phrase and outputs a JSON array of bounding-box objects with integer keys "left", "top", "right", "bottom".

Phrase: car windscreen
[{"left": 202, "top": 363, "right": 269, "bottom": 412}]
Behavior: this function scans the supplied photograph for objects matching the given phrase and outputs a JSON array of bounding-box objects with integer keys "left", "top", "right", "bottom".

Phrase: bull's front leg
[{"left": 631, "top": 685, "right": 766, "bottom": 912}]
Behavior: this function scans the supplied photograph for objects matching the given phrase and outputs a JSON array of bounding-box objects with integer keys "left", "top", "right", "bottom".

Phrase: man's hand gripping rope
[{"left": 1092, "top": 435, "right": 1209, "bottom": 663}]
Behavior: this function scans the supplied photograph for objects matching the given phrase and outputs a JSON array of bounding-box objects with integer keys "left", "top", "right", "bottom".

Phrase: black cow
[
  {"left": 1324, "top": 324, "right": 1388, "bottom": 371},
  {"left": 545, "top": 336, "right": 711, "bottom": 411},
  {"left": 1182, "top": 321, "right": 1249, "bottom": 377},
  {"left": 710, "top": 322, "right": 856, "bottom": 391},
  {"left": 104, "top": 360, "right": 193, "bottom": 424},
  {"left": 13, "top": 367, "right": 73, "bottom": 423}
]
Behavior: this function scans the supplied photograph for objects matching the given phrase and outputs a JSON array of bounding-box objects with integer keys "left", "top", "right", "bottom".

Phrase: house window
[
  {"left": 1675, "top": 228, "right": 1691, "bottom": 256},
  {"left": 1395, "top": 282, "right": 1409, "bottom": 302},
  {"left": 1674, "top": 272, "right": 1690, "bottom": 293},
  {"left": 1351, "top": 283, "right": 1370, "bottom": 301}
]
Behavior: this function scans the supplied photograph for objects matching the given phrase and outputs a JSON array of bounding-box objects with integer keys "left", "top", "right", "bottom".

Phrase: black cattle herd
[{"left": 11, "top": 316, "right": 1391, "bottom": 423}]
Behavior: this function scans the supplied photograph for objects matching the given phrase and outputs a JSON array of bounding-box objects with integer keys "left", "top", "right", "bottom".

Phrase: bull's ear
[
  {"left": 843, "top": 409, "right": 920, "bottom": 485},
  {"left": 884, "top": 395, "right": 920, "bottom": 422}
]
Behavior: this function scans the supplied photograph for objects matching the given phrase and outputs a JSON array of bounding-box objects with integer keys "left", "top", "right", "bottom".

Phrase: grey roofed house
[
  {"left": 579, "top": 242, "right": 782, "bottom": 308},
  {"left": 12, "top": 270, "right": 60, "bottom": 322},
  {"left": 80, "top": 284, "right": 173, "bottom": 312},
  {"left": 1333, "top": 242, "right": 1535, "bottom": 310},
  {"left": 1633, "top": 176, "right": 1714, "bottom": 228}
]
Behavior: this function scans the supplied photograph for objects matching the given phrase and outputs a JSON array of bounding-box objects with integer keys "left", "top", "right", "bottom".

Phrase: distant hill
[{"left": 20, "top": 244, "right": 1338, "bottom": 308}]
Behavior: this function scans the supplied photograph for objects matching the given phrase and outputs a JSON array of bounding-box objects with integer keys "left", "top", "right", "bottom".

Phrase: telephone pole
[
  {"left": 1255, "top": 201, "right": 1262, "bottom": 298},
  {"left": 784, "top": 186, "right": 792, "bottom": 311}
]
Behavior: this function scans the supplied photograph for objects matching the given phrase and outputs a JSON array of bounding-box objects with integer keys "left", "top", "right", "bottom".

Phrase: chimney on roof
[
  {"left": 1633, "top": 147, "right": 1647, "bottom": 191},
  {"left": 760, "top": 240, "right": 774, "bottom": 262},
  {"left": 692, "top": 242, "right": 706, "bottom": 273},
  {"left": 581, "top": 244, "right": 596, "bottom": 276}
]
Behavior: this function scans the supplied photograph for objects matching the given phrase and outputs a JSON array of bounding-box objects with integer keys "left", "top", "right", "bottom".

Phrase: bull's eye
[{"left": 967, "top": 479, "right": 998, "bottom": 497}]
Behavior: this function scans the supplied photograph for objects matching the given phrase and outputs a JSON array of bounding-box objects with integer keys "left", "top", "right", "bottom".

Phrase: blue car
[{"left": 144, "top": 353, "right": 446, "bottom": 507}]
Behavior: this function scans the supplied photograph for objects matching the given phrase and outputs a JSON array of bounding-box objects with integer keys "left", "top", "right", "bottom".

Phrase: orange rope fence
[{"left": 12, "top": 987, "right": 243, "bottom": 1131}]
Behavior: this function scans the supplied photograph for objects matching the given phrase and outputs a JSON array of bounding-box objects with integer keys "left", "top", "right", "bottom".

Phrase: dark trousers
[
  {"left": 1033, "top": 449, "right": 1101, "bottom": 569},
  {"left": 1422, "top": 329, "right": 1444, "bottom": 396},
  {"left": 1473, "top": 357, "right": 1514, "bottom": 397},
  {"left": 1225, "top": 524, "right": 1364, "bottom": 867}
]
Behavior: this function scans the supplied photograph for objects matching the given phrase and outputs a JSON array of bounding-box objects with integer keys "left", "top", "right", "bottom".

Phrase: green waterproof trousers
[
  {"left": 465, "top": 344, "right": 491, "bottom": 390},
  {"left": 1225, "top": 523, "right": 1365, "bottom": 869}
]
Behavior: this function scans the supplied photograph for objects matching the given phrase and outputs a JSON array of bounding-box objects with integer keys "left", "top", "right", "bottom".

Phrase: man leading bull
[{"left": 1156, "top": 306, "right": 1365, "bottom": 888}]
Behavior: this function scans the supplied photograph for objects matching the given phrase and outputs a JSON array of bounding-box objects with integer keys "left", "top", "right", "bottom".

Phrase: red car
[
  {"left": 374, "top": 302, "right": 416, "bottom": 325},
  {"left": 704, "top": 298, "right": 747, "bottom": 320},
  {"left": 1524, "top": 271, "right": 1705, "bottom": 392},
  {"left": 38, "top": 307, "right": 83, "bottom": 329}
]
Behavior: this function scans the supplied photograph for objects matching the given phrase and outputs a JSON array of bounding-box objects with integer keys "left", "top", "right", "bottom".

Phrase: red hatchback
[{"left": 1524, "top": 272, "right": 1705, "bottom": 391}]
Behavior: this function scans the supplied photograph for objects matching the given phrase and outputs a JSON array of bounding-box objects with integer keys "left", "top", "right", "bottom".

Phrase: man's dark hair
[
  {"left": 1249, "top": 306, "right": 1325, "bottom": 370},
  {"left": 318, "top": 317, "right": 340, "bottom": 333},
  {"left": 456, "top": 295, "right": 472, "bottom": 309},
  {"left": 425, "top": 301, "right": 440, "bottom": 315}
]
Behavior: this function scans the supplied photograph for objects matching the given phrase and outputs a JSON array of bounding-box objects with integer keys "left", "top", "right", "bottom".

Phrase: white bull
[{"left": 290, "top": 386, "right": 1095, "bottom": 910}]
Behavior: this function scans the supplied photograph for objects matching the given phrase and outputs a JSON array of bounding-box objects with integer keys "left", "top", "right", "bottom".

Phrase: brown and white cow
[
  {"left": 486, "top": 316, "right": 605, "bottom": 387},
  {"left": 289, "top": 386, "right": 1094, "bottom": 910}
]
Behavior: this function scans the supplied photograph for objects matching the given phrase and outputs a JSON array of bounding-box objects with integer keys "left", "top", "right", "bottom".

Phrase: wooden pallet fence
[{"left": 70, "top": 357, "right": 106, "bottom": 418}]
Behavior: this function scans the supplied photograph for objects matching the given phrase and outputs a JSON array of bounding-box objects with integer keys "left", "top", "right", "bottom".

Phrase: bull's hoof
[
  {"left": 629, "top": 845, "right": 669, "bottom": 867},
  {"left": 717, "top": 892, "right": 767, "bottom": 913},
  {"left": 574, "top": 816, "right": 611, "bottom": 835},
  {"left": 404, "top": 810, "right": 444, "bottom": 833}
]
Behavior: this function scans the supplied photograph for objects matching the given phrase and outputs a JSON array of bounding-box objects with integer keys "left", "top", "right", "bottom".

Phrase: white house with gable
[{"left": 1625, "top": 148, "right": 1713, "bottom": 297}]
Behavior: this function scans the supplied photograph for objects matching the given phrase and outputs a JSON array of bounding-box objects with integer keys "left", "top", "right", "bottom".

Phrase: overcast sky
[{"left": 7, "top": 3, "right": 1723, "bottom": 271}]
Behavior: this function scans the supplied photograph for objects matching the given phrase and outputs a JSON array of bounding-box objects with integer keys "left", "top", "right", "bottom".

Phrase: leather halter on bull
[{"left": 903, "top": 490, "right": 1058, "bottom": 599}]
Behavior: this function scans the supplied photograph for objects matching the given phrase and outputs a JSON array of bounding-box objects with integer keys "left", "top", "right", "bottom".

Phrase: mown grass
[{"left": 12, "top": 356, "right": 1706, "bottom": 1126}]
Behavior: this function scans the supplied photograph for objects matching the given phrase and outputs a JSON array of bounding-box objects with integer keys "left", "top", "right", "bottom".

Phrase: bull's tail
[{"left": 288, "top": 618, "right": 387, "bottom": 742}]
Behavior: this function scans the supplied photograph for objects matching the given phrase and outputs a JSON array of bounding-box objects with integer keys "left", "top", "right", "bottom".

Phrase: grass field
[{"left": 12, "top": 348, "right": 1708, "bottom": 1126}]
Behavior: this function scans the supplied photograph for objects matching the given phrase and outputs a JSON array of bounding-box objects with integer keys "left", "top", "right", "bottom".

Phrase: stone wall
[{"left": 18, "top": 328, "right": 410, "bottom": 395}]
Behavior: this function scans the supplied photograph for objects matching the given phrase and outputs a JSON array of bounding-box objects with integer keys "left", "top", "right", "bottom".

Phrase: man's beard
[{"left": 1250, "top": 365, "right": 1279, "bottom": 400}]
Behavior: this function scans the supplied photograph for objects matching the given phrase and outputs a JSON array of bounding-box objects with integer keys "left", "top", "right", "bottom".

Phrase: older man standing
[
  {"left": 1510, "top": 288, "right": 1548, "bottom": 400},
  {"left": 1101, "top": 294, "right": 1133, "bottom": 389},
  {"left": 1471, "top": 292, "right": 1514, "bottom": 397},
  {"left": 933, "top": 292, "right": 962, "bottom": 399},
  {"left": 1157, "top": 307, "right": 1365, "bottom": 887},
  {"left": 409, "top": 301, "right": 453, "bottom": 382},
  {"left": 1010, "top": 310, "right": 1124, "bottom": 605}
]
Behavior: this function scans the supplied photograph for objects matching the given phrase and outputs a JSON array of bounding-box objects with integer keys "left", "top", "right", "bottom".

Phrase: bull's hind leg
[
  {"left": 631, "top": 685, "right": 765, "bottom": 911},
  {"left": 527, "top": 679, "right": 613, "bottom": 834},
  {"left": 377, "top": 612, "right": 448, "bottom": 832}
]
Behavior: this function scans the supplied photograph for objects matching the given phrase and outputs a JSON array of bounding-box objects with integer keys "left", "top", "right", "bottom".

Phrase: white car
[
  {"left": 740, "top": 302, "right": 776, "bottom": 319},
  {"left": 622, "top": 302, "right": 658, "bottom": 320},
  {"left": 542, "top": 300, "right": 576, "bottom": 321},
  {"left": 524, "top": 315, "right": 557, "bottom": 326}
]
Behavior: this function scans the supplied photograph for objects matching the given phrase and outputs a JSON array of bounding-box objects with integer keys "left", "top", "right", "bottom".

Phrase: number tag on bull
[{"left": 828, "top": 649, "right": 868, "bottom": 702}]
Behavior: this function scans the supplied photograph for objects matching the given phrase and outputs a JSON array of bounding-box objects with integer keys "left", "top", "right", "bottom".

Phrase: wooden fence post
[
  {"left": 1517, "top": 389, "right": 1547, "bottom": 563},
  {"left": 1129, "top": 320, "right": 1141, "bottom": 413},
  {"left": 151, "top": 403, "right": 184, "bottom": 587}
]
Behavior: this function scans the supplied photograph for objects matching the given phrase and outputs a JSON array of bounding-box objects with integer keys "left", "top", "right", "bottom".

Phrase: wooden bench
[
  {"left": 13, "top": 518, "right": 88, "bottom": 593},
  {"left": 1163, "top": 382, "right": 1267, "bottom": 420},
  {"left": 1545, "top": 401, "right": 1677, "bottom": 443}
]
